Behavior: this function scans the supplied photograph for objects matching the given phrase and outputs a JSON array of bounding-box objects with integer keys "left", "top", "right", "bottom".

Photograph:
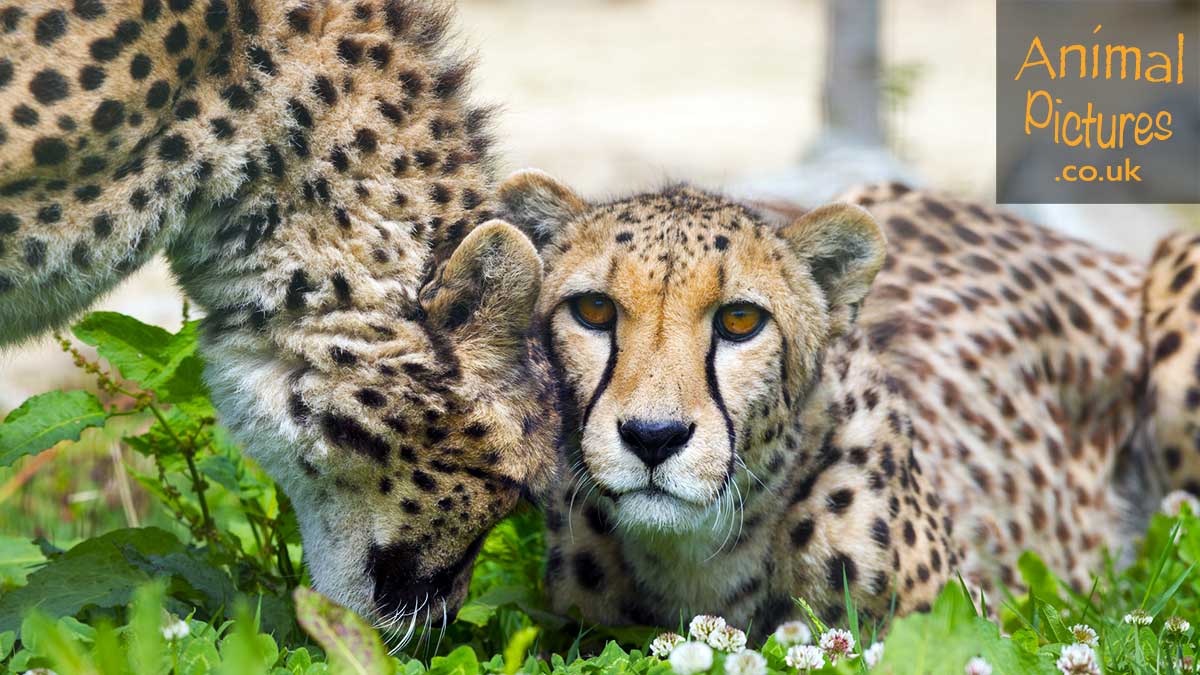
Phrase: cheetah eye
[
  {"left": 569, "top": 293, "right": 617, "bottom": 331},
  {"left": 714, "top": 303, "right": 768, "bottom": 342}
]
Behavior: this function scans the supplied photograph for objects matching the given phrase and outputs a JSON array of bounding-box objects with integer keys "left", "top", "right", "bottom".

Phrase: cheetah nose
[{"left": 618, "top": 419, "right": 695, "bottom": 469}]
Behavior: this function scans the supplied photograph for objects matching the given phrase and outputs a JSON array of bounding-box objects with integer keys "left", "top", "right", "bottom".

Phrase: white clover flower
[
  {"left": 689, "top": 615, "right": 727, "bottom": 643},
  {"left": 1123, "top": 609, "right": 1153, "bottom": 625},
  {"left": 724, "top": 650, "right": 767, "bottom": 675},
  {"left": 773, "top": 620, "right": 813, "bottom": 646},
  {"left": 1069, "top": 623, "right": 1098, "bottom": 647},
  {"left": 21, "top": 670, "right": 59, "bottom": 675},
  {"left": 707, "top": 625, "right": 747, "bottom": 653},
  {"left": 161, "top": 618, "right": 189, "bottom": 641},
  {"left": 1166, "top": 616, "right": 1192, "bottom": 635},
  {"left": 669, "top": 641, "right": 714, "bottom": 675},
  {"left": 1056, "top": 643, "right": 1100, "bottom": 675},
  {"left": 964, "top": 657, "right": 993, "bottom": 675},
  {"left": 1178, "top": 655, "right": 1196, "bottom": 673},
  {"left": 818, "top": 628, "right": 857, "bottom": 663},
  {"left": 864, "top": 642, "right": 884, "bottom": 668},
  {"left": 651, "top": 632, "right": 686, "bottom": 658},
  {"left": 1162, "top": 490, "right": 1200, "bottom": 517},
  {"left": 785, "top": 645, "right": 825, "bottom": 671}
]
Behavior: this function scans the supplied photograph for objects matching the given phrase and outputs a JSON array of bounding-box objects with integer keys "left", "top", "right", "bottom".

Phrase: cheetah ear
[
  {"left": 423, "top": 220, "right": 542, "bottom": 370},
  {"left": 498, "top": 169, "right": 587, "bottom": 249},
  {"left": 780, "top": 202, "right": 887, "bottom": 336}
]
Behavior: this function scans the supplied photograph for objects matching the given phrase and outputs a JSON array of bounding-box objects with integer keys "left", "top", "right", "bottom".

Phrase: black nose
[{"left": 618, "top": 418, "right": 694, "bottom": 468}]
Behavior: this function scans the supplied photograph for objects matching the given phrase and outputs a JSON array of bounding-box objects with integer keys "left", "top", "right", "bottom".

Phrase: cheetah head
[
  {"left": 499, "top": 171, "right": 884, "bottom": 534},
  {"left": 207, "top": 222, "right": 559, "bottom": 627}
]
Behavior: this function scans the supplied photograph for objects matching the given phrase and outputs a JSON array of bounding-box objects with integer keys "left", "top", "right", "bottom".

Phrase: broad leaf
[
  {"left": 72, "top": 312, "right": 199, "bottom": 390},
  {"left": 0, "top": 390, "right": 107, "bottom": 466},
  {"left": 0, "top": 535, "right": 45, "bottom": 588},
  {"left": 294, "top": 586, "right": 394, "bottom": 675}
]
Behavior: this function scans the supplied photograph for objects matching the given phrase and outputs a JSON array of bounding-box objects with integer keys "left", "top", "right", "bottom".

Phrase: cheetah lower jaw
[{"left": 610, "top": 487, "right": 711, "bottom": 533}]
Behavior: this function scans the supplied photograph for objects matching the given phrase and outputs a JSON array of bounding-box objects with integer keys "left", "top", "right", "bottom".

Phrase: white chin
[{"left": 612, "top": 490, "right": 708, "bottom": 533}]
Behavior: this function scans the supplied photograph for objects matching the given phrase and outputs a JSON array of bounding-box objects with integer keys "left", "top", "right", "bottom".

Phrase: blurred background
[{"left": 1, "top": 0, "right": 1198, "bottom": 542}]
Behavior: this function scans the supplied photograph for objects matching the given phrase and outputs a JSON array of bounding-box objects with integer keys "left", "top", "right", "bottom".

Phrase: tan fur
[
  {"left": 503, "top": 174, "right": 1159, "bottom": 635},
  {"left": 0, "top": 0, "right": 558, "bottom": 624}
]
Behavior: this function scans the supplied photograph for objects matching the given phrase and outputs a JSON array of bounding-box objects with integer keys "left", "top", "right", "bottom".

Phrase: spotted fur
[
  {"left": 502, "top": 172, "right": 1155, "bottom": 634},
  {"left": 0, "top": 0, "right": 559, "bottom": 624}
]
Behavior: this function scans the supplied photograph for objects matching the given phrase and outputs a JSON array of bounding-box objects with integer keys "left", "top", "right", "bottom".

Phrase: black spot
[
  {"left": 174, "top": 99, "right": 200, "bottom": 120},
  {"left": 714, "top": 235, "right": 729, "bottom": 250},
  {"left": 37, "top": 203, "right": 62, "bottom": 223},
  {"left": 903, "top": 520, "right": 916, "bottom": 546},
  {"left": 337, "top": 38, "right": 363, "bottom": 64},
  {"left": 142, "top": 0, "right": 162, "bottom": 21},
  {"left": 175, "top": 57, "right": 194, "bottom": 78},
  {"left": 74, "top": 0, "right": 107, "bottom": 19},
  {"left": 92, "top": 213, "right": 113, "bottom": 237},
  {"left": 248, "top": 45, "right": 275, "bottom": 75},
  {"left": 332, "top": 273, "right": 352, "bottom": 304},
  {"left": 168, "top": 0, "right": 192, "bottom": 11},
  {"left": 90, "top": 37, "right": 123, "bottom": 61},
  {"left": 74, "top": 185, "right": 101, "bottom": 203},
  {"left": 115, "top": 19, "right": 141, "bottom": 43},
  {"left": 129, "top": 188, "right": 150, "bottom": 211},
  {"left": 30, "top": 69, "right": 69, "bottom": 104},
  {"left": 35, "top": 10, "right": 68, "bottom": 46},
  {"left": 827, "top": 488, "right": 854, "bottom": 513},
  {"left": 329, "top": 146, "right": 349, "bottom": 172},
  {"left": 145, "top": 80, "right": 170, "bottom": 108},
  {"left": 157, "top": 133, "right": 189, "bottom": 161},
  {"left": 209, "top": 117, "right": 234, "bottom": 139},
  {"left": 871, "top": 518, "right": 890, "bottom": 548},
  {"left": 312, "top": 75, "right": 337, "bottom": 105},
  {"left": 355, "top": 388, "right": 386, "bottom": 408},
  {"left": 235, "top": 0, "right": 258, "bottom": 34},
  {"left": 790, "top": 518, "right": 814, "bottom": 548},
  {"left": 320, "top": 413, "right": 390, "bottom": 464},
  {"left": 0, "top": 58, "right": 12, "bottom": 88},
  {"left": 354, "top": 128, "right": 378, "bottom": 154},
  {"left": 25, "top": 239, "right": 49, "bottom": 268},
  {"left": 0, "top": 212, "right": 17, "bottom": 234},
  {"left": 163, "top": 21, "right": 188, "bottom": 53},
  {"left": 130, "top": 54, "right": 152, "bottom": 80},
  {"left": 79, "top": 65, "right": 106, "bottom": 90},
  {"left": 379, "top": 477, "right": 393, "bottom": 494},
  {"left": 826, "top": 553, "right": 857, "bottom": 591},
  {"left": 285, "top": 270, "right": 312, "bottom": 310},
  {"left": 1, "top": 8, "right": 23, "bottom": 33},
  {"left": 430, "top": 183, "right": 451, "bottom": 204},
  {"left": 32, "top": 137, "right": 69, "bottom": 166},
  {"left": 368, "top": 44, "right": 392, "bottom": 68},
  {"left": 286, "top": 6, "right": 311, "bottom": 32},
  {"left": 71, "top": 241, "right": 92, "bottom": 268},
  {"left": 12, "top": 105, "right": 38, "bottom": 127},
  {"left": 411, "top": 470, "right": 436, "bottom": 492},
  {"left": 221, "top": 84, "right": 253, "bottom": 110},
  {"left": 91, "top": 100, "right": 125, "bottom": 132},
  {"left": 1155, "top": 332, "right": 1182, "bottom": 363},
  {"left": 204, "top": 0, "right": 227, "bottom": 30},
  {"left": 572, "top": 551, "right": 605, "bottom": 591}
]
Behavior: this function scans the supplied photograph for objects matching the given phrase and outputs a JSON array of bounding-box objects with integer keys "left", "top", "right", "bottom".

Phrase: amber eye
[
  {"left": 570, "top": 293, "right": 617, "bottom": 330},
  {"left": 715, "top": 303, "right": 767, "bottom": 341}
]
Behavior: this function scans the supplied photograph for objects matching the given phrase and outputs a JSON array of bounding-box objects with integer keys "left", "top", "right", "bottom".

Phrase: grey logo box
[{"left": 996, "top": 1, "right": 1199, "bottom": 204}]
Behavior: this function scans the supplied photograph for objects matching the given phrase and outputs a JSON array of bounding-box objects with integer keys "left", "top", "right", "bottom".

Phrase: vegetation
[{"left": 1, "top": 310, "right": 1198, "bottom": 674}]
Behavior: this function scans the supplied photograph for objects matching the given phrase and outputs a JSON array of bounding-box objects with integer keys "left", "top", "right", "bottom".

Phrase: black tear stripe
[
  {"left": 581, "top": 328, "right": 618, "bottom": 430},
  {"left": 705, "top": 335, "right": 737, "bottom": 480},
  {"left": 780, "top": 337, "right": 792, "bottom": 409}
]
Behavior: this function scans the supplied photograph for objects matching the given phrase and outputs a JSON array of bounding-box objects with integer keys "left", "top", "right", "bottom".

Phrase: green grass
[{"left": 2, "top": 310, "right": 1199, "bottom": 674}]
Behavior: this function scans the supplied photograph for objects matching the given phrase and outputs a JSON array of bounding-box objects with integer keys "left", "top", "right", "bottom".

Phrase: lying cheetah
[
  {"left": 500, "top": 171, "right": 1162, "bottom": 633},
  {"left": 0, "top": 0, "right": 559, "bottom": 624}
]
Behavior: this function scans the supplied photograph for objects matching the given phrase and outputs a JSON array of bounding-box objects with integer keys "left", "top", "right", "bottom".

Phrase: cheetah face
[
  {"left": 499, "top": 171, "right": 885, "bottom": 535},
  {"left": 206, "top": 223, "right": 559, "bottom": 625}
]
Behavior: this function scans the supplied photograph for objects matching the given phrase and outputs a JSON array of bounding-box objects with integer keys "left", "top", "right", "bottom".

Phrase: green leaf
[
  {"left": 0, "top": 390, "right": 108, "bottom": 466},
  {"left": 0, "top": 527, "right": 186, "bottom": 635},
  {"left": 20, "top": 610, "right": 99, "bottom": 675},
  {"left": 294, "top": 586, "right": 394, "bottom": 675},
  {"left": 0, "top": 629, "right": 14, "bottom": 660},
  {"left": 428, "top": 646, "right": 480, "bottom": 675},
  {"left": 73, "top": 312, "right": 201, "bottom": 389},
  {"left": 504, "top": 627, "right": 539, "bottom": 675},
  {"left": 0, "top": 536, "right": 45, "bottom": 588}
]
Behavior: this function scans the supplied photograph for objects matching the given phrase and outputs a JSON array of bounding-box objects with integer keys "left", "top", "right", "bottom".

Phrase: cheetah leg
[{"left": 1140, "top": 232, "right": 1200, "bottom": 496}]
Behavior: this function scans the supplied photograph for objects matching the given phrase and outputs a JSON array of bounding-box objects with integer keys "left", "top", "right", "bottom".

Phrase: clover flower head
[
  {"left": 1162, "top": 490, "right": 1200, "bottom": 517},
  {"left": 1123, "top": 609, "right": 1153, "bottom": 626},
  {"left": 669, "top": 641, "right": 714, "bottom": 675},
  {"left": 1179, "top": 655, "right": 1196, "bottom": 673},
  {"left": 773, "top": 620, "right": 813, "bottom": 646},
  {"left": 818, "top": 628, "right": 856, "bottom": 662},
  {"left": 1056, "top": 643, "right": 1100, "bottom": 675},
  {"left": 724, "top": 650, "right": 767, "bottom": 675},
  {"left": 1069, "top": 623, "right": 1098, "bottom": 647},
  {"left": 785, "top": 645, "right": 825, "bottom": 671},
  {"left": 964, "top": 657, "right": 993, "bottom": 675},
  {"left": 864, "top": 642, "right": 884, "bottom": 668},
  {"left": 1166, "top": 616, "right": 1192, "bottom": 635},
  {"left": 21, "top": 670, "right": 59, "bottom": 675},
  {"left": 161, "top": 618, "right": 189, "bottom": 641},
  {"left": 689, "top": 615, "right": 727, "bottom": 642},
  {"left": 650, "top": 632, "right": 686, "bottom": 658},
  {"left": 707, "top": 625, "right": 747, "bottom": 653}
]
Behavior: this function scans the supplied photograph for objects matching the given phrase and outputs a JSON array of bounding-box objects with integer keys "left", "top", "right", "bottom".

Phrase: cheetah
[
  {"left": 0, "top": 0, "right": 560, "bottom": 625},
  {"left": 499, "top": 170, "right": 1160, "bottom": 634}
]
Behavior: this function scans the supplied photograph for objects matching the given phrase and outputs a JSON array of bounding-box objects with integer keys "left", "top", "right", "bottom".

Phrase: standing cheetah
[
  {"left": 500, "top": 170, "right": 1164, "bottom": 634},
  {"left": 0, "top": 0, "right": 560, "bottom": 625}
]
